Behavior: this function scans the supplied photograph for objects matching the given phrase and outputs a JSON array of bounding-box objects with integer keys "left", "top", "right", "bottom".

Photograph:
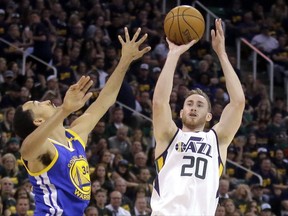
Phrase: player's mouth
[{"left": 189, "top": 113, "right": 197, "bottom": 117}]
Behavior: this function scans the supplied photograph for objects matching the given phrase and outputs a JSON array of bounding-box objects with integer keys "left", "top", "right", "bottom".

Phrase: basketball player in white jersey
[{"left": 151, "top": 19, "right": 245, "bottom": 215}]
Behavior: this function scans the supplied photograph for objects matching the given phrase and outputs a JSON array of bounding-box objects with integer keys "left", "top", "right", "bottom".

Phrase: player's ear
[
  {"left": 33, "top": 118, "right": 45, "bottom": 126},
  {"left": 180, "top": 109, "right": 183, "bottom": 119},
  {"left": 206, "top": 112, "right": 212, "bottom": 122}
]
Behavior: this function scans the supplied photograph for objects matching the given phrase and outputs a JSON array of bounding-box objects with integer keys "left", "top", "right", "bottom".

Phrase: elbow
[
  {"left": 240, "top": 94, "right": 246, "bottom": 107},
  {"left": 235, "top": 98, "right": 246, "bottom": 110},
  {"left": 19, "top": 140, "right": 35, "bottom": 161},
  {"left": 20, "top": 146, "right": 30, "bottom": 161},
  {"left": 230, "top": 95, "right": 246, "bottom": 110},
  {"left": 153, "top": 92, "right": 167, "bottom": 105},
  {"left": 152, "top": 97, "right": 164, "bottom": 109}
]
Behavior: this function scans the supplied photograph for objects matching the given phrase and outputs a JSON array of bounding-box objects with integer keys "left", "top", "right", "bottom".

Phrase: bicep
[
  {"left": 213, "top": 103, "right": 244, "bottom": 146},
  {"left": 152, "top": 102, "right": 177, "bottom": 157},
  {"left": 20, "top": 139, "right": 54, "bottom": 162}
]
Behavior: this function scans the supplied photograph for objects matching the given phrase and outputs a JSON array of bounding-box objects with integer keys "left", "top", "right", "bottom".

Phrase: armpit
[{"left": 38, "top": 153, "right": 52, "bottom": 166}]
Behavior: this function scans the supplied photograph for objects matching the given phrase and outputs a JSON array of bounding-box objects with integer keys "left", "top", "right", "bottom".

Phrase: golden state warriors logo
[{"left": 69, "top": 155, "right": 91, "bottom": 200}]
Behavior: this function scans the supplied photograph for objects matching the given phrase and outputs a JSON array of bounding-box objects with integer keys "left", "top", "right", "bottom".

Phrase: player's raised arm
[
  {"left": 153, "top": 39, "right": 197, "bottom": 158},
  {"left": 211, "top": 19, "right": 245, "bottom": 154},
  {"left": 70, "top": 27, "right": 151, "bottom": 142},
  {"left": 19, "top": 76, "right": 93, "bottom": 161}
]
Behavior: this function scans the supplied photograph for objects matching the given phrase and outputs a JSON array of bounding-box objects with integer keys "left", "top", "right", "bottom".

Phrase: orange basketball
[{"left": 164, "top": 5, "right": 205, "bottom": 45}]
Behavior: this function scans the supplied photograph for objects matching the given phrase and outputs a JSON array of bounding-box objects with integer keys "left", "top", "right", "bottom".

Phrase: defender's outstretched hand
[
  {"left": 166, "top": 38, "right": 197, "bottom": 56},
  {"left": 62, "top": 76, "right": 93, "bottom": 113},
  {"left": 118, "top": 27, "right": 151, "bottom": 61},
  {"left": 211, "top": 19, "right": 225, "bottom": 55}
]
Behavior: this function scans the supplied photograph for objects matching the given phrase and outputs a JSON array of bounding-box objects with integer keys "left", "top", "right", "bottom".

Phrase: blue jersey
[{"left": 22, "top": 129, "right": 91, "bottom": 216}]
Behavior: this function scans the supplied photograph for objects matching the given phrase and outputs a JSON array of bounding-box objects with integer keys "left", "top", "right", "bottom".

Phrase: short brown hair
[{"left": 184, "top": 88, "right": 211, "bottom": 112}]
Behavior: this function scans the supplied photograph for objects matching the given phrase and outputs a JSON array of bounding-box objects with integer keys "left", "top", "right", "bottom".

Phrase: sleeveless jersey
[
  {"left": 22, "top": 129, "right": 91, "bottom": 216},
  {"left": 151, "top": 129, "right": 223, "bottom": 216}
]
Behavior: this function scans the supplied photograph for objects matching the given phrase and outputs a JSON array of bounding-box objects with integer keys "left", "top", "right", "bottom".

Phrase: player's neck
[
  {"left": 49, "top": 126, "right": 67, "bottom": 144},
  {"left": 182, "top": 124, "right": 204, "bottom": 132}
]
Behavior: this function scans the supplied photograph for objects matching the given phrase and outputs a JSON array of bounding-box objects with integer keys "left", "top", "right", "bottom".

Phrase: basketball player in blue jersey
[
  {"left": 13, "top": 27, "right": 151, "bottom": 216},
  {"left": 151, "top": 19, "right": 245, "bottom": 215}
]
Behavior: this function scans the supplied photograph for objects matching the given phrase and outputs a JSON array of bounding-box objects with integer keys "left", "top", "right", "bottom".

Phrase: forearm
[
  {"left": 217, "top": 52, "right": 245, "bottom": 104},
  {"left": 72, "top": 57, "right": 133, "bottom": 137},
  {"left": 87, "top": 57, "right": 132, "bottom": 111},
  {"left": 211, "top": 18, "right": 245, "bottom": 141},
  {"left": 153, "top": 52, "right": 179, "bottom": 102}
]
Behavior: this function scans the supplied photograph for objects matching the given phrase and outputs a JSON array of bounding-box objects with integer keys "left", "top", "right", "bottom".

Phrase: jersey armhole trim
[
  {"left": 65, "top": 129, "right": 86, "bottom": 149},
  {"left": 154, "top": 128, "right": 179, "bottom": 161},
  {"left": 21, "top": 144, "right": 59, "bottom": 176},
  {"left": 210, "top": 128, "right": 224, "bottom": 171}
]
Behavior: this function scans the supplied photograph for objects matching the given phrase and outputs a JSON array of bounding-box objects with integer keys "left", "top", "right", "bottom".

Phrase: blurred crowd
[{"left": 0, "top": 0, "right": 287, "bottom": 215}]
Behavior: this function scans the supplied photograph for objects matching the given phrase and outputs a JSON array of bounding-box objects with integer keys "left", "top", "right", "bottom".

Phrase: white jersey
[{"left": 151, "top": 129, "right": 224, "bottom": 216}]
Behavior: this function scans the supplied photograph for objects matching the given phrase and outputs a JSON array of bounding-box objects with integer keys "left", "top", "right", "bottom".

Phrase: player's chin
[
  {"left": 183, "top": 118, "right": 196, "bottom": 126},
  {"left": 188, "top": 115, "right": 198, "bottom": 121}
]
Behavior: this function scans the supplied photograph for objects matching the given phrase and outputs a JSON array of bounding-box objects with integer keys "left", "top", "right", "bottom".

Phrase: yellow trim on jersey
[
  {"left": 48, "top": 138, "right": 74, "bottom": 152},
  {"left": 21, "top": 144, "right": 59, "bottom": 176},
  {"left": 219, "top": 163, "right": 224, "bottom": 177},
  {"left": 156, "top": 156, "right": 164, "bottom": 172},
  {"left": 65, "top": 129, "right": 86, "bottom": 149},
  {"left": 21, "top": 129, "right": 84, "bottom": 176}
]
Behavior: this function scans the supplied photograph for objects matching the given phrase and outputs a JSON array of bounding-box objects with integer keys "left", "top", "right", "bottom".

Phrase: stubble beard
[{"left": 182, "top": 115, "right": 206, "bottom": 131}]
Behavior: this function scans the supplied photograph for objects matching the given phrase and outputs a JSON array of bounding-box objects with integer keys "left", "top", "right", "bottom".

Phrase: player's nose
[{"left": 190, "top": 106, "right": 196, "bottom": 111}]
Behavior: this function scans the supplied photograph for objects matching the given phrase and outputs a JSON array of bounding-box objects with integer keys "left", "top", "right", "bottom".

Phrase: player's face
[
  {"left": 180, "top": 94, "right": 211, "bottom": 128},
  {"left": 23, "top": 100, "right": 57, "bottom": 122}
]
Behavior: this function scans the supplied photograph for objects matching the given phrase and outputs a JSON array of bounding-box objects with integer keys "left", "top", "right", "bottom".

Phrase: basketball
[{"left": 164, "top": 5, "right": 205, "bottom": 45}]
